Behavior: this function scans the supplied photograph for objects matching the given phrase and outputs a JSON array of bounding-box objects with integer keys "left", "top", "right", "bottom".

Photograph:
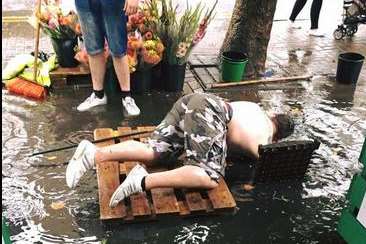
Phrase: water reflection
[{"left": 174, "top": 223, "right": 211, "bottom": 244}]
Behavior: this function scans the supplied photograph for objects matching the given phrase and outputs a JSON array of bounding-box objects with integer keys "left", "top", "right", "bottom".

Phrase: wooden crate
[{"left": 94, "top": 126, "right": 237, "bottom": 221}]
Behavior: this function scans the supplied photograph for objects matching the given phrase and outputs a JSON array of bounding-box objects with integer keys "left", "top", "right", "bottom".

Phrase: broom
[{"left": 6, "top": 0, "right": 47, "bottom": 100}]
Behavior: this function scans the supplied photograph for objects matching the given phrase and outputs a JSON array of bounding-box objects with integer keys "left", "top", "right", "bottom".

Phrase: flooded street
[
  {"left": 2, "top": 0, "right": 366, "bottom": 243},
  {"left": 2, "top": 77, "right": 365, "bottom": 243}
]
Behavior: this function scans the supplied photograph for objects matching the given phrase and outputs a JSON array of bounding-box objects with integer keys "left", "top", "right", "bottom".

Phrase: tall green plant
[{"left": 145, "top": 0, "right": 217, "bottom": 65}]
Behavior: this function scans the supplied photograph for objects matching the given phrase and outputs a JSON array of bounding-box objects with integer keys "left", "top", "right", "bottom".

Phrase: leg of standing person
[
  {"left": 310, "top": 0, "right": 323, "bottom": 29},
  {"left": 308, "top": 0, "right": 324, "bottom": 36},
  {"left": 289, "top": 0, "right": 308, "bottom": 22},
  {"left": 75, "top": 0, "right": 108, "bottom": 112},
  {"left": 101, "top": 0, "right": 140, "bottom": 117}
]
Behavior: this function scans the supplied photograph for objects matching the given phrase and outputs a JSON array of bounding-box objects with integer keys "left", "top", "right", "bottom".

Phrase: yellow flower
[{"left": 143, "top": 40, "right": 156, "bottom": 50}]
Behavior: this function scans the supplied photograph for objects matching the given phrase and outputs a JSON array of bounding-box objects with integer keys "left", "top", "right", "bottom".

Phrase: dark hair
[{"left": 272, "top": 114, "right": 295, "bottom": 140}]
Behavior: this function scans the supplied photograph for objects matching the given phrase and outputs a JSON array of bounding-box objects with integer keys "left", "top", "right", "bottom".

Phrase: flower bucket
[
  {"left": 51, "top": 37, "right": 79, "bottom": 68},
  {"left": 131, "top": 69, "right": 152, "bottom": 94},
  {"left": 163, "top": 63, "right": 186, "bottom": 92},
  {"left": 151, "top": 63, "right": 164, "bottom": 91}
]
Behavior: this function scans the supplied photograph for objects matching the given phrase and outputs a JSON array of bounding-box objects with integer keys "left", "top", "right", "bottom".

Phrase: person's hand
[{"left": 124, "top": 0, "right": 139, "bottom": 15}]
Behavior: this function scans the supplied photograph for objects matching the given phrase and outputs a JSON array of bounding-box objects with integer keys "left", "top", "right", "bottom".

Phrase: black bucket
[
  {"left": 163, "top": 63, "right": 186, "bottom": 92},
  {"left": 51, "top": 37, "right": 79, "bottom": 67},
  {"left": 151, "top": 63, "right": 164, "bottom": 91},
  {"left": 131, "top": 69, "right": 152, "bottom": 94},
  {"left": 336, "top": 52, "right": 364, "bottom": 84}
]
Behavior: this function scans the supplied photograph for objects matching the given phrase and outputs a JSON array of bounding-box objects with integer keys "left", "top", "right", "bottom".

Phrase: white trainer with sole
[
  {"left": 308, "top": 29, "right": 325, "bottom": 37},
  {"left": 122, "top": 96, "right": 141, "bottom": 117},
  {"left": 109, "top": 164, "right": 148, "bottom": 208},
  {"left": 66, "top": 140, "right": 96, "bottom": 189},
  {"left": 77, "top": 93, "right": 107, "bottom": 112}
]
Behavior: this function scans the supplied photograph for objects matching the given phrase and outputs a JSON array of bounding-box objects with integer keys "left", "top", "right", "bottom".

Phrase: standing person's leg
[
  {"left": 308, "top": 0, "right": 324, "bottom": 36},
  {"left": 289, "top": 0, "right": 308, "bottom": 22},
  {"left": 75, "top": 0, "right": 108, "bottom": 112},
  {"left": 101, "top": 0, "right": 140, "bottom": 117},
  {"left": 310, "top": 0, "right": 323, "bottom": 29}
]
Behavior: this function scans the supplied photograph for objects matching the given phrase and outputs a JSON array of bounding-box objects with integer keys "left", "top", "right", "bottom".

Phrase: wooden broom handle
[{"left": 33, "top": 0, "right": 42, "bottom": 81}]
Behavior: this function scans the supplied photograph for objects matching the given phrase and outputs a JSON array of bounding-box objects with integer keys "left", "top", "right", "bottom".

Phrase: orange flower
[
  {"left": 132, "top": 40, "right": 143, "bottom": 50},
  {"left": 75, "top": 23, "right": 82, "bottom": 34},
  {"left": 59, "top": 16, "right": 70, "bottom": 25},
  {"left": 127, "top": 48, "right": 135, "bottom": 57}
]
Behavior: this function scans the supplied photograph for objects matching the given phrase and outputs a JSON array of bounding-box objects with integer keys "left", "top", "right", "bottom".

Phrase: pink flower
[
  {"left": 48, "top": 17, "right": 59, "bottom": 29},
  {"left": 192, "top": 30, "right": 206, "bottom": 45}
]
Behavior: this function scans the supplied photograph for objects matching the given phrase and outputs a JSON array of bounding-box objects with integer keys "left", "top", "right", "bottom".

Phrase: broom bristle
[{"left": 6, "top": 78, "right": 47, "bottom": 100}]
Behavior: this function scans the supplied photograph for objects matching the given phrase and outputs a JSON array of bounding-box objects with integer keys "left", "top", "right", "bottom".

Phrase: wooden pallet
[
  {"left": 50, "top": 65, "right": 90, "bottom": 79},
  {"left": 50, "top": 64, "right": 91, "bottom": 87},
  {"left": 94, "top": 126, "right": 237, "bottom": 221}
]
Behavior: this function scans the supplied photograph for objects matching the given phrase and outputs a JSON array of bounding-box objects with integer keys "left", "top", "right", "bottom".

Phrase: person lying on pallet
[{"left": 66, "top": 92, "right": 295, "bottom": 208}]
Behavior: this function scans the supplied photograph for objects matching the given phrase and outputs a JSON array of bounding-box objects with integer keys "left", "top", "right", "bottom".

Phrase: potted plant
[
  {"left": 127, "top": 11, "right": 164, "bottom": 94},
  {"left": 32, "top": 1, "right": 82, "bottom": 67},
  {"left": 145, "top": 0, "right": 217, "bottom": 92}
]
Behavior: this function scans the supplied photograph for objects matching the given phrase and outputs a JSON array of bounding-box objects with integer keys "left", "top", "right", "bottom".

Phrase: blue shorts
[{"left": 75, "top": 0, "right": 127, "bottom": 57}]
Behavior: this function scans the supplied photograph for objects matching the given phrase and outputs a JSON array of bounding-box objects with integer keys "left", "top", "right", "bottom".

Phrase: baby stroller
[{"left": 334, "top": 0, "right": 366, "bottom": 39}]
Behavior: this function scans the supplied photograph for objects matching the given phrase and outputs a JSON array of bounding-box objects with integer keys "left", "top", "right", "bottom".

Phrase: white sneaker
[
  {"left": 77, "top": 93, "right": 107, "bottom": 112},
  {"left": 308, "top": 29, "right": 325, "bottom": 37},
  {"left": 109, "top": 164, "right": 148, "bottom": 208},
  {"left": 288, "top": 20, "right": 302, "bottom": 29},
  {"left": 122, "top": 96, "right": 140, "bottom": 117},
  {"left": 66, "top": 140, "right": 96, "bottom": 189}
]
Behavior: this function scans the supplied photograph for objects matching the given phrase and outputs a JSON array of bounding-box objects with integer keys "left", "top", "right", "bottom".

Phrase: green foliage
[{"left": 145, "top": 0, "right": 218, "bottom": 65}]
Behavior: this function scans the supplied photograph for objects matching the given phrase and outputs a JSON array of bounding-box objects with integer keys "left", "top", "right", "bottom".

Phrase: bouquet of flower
[
  {"left": 75, "top": 42, "right": 110, "bottom": 68},
  {"left": 145, "top": 0, "right": 217, "bottom": 65},
  {"left": 34, "top": 0, "right": 81, "bottom": 39},
  {"left": 127, "top": 10, "right": 165, "bottom": 73}
]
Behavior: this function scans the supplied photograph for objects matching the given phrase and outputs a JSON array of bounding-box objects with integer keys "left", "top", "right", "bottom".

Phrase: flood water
[{"left": 2, "top": 75, "right": 366, "bottom": 244}]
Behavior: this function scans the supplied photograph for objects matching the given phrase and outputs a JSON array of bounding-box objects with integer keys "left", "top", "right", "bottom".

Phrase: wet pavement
[{"left": 2, "top": 0, "right": 366, "bottom": 243}]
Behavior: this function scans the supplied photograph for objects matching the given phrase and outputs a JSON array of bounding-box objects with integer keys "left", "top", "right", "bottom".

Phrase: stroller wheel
[{"left": 333, "top": 28, "right": 345, "bottom": 40}]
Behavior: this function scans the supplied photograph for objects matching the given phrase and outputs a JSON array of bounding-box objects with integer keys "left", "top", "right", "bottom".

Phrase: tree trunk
[{"left": 220, "top": 0, "right": 277, "bottom": 78}]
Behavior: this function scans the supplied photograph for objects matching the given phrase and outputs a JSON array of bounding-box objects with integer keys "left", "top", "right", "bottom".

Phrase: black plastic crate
[{"left": 253, "top": 140, "right": 321, "bottom": 183}]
